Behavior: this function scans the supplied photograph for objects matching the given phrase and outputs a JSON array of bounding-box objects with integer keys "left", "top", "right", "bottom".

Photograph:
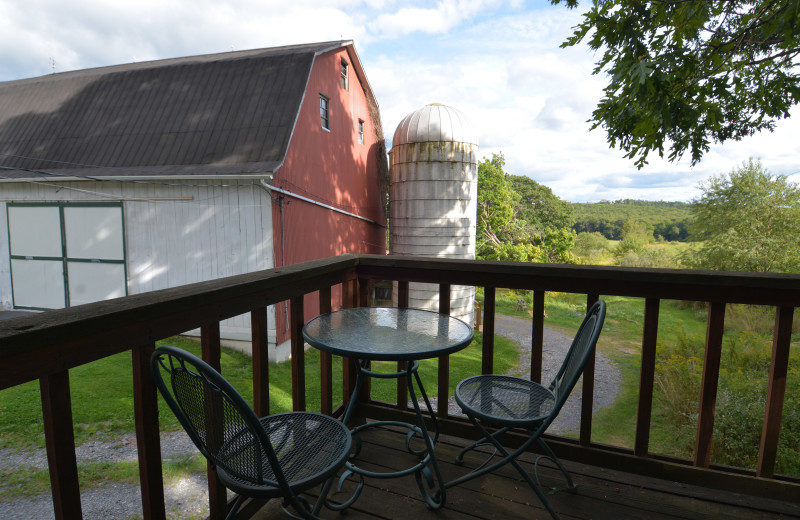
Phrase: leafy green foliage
[
  {"left": 684, "top": 158, "right": 800, "bottom": 273},
  {"left": 477, "top": 153, "right": 577, "bottom": 263},
  {"left": 573, "top": 231, "right": 609, "bottom": 258},
  {"left": 653, "top": 321, "right": 800, "bottom": 474},
  {"left": 613, "top": 218, "right": 653, "bottom": 259},
  {"left": 509, "top": 175, "right": 574, "bottom": 230},
  {"left": 554, "top": 0, "right": 800, "bottom": 167},
  {"left": 572, "top": 200, "right": 692, "bottom": 241},
  {"left": 616, "top": 245, "right": 681, "bottom": 268},
  {"left": 477, "top": 153, "right": 519, "bottom": 257}
]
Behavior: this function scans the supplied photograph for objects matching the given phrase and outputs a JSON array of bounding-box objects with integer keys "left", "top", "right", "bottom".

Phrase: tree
[
  {"left": 614, "top": 219, "right": 654, "bottom": 258},
  {"left": 684, "top": 158, "right": 800, "bottom": 273},
  {"left": 476, "top": 153, "right": 520, "bottom": 258},
  {"left": 476, "top": 153, "right": 578, "bottom": 263},
  {"left": 574, "top": 231, "right": 609, "bottom": 258},
  {"left": 508, "top": 175, "right": 574, "bottom": 231},
  {"left": 554, "top": 0, "right": 800, "bottom": 167}
]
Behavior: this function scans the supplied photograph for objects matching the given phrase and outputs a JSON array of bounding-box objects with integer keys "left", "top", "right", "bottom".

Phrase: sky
[{"left": 1, "top": 0, "right": 798, "bottom": 202}]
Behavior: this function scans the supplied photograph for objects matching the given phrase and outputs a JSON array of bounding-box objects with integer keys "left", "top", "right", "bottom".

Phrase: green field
[{"left": 2, "top": 293, "right": 798, "bottom": 497}]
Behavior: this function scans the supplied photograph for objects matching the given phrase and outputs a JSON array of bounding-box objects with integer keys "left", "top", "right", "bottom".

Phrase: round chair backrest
[
  {"left": 151, "top": 346, "right": 287, "bottom": 489},
  {"left": 549, "top": 300, "right": 606, "bottom": 409}
]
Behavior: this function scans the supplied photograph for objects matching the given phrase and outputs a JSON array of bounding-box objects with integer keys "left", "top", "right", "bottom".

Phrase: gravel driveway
[
  {"left": 492, "top": 314, "right": 620, "bottom": 434},
  {"left": 0, "top": 314, "right": 620, "bottom": 519}
]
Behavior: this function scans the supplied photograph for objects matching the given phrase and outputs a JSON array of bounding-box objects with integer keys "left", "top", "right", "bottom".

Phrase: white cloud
[
  {"left": 1, "top": 0, "right": 797, "bottom": 202},
  {"left": 373, "top": 0, "right": 503, "bottom": 38}
]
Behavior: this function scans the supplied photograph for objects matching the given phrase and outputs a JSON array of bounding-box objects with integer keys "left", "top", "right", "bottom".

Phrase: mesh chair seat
[
  {"left": 218, "top": 412, "right": 351, "bottom": 495},
  {"left": 455, "top": 375, "right": 555, "bottom": 428}
]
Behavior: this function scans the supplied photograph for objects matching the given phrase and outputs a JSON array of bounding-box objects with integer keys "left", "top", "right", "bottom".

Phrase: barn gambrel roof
[{"left": 0, "top": 41, "right": 362, "bottom": 181}]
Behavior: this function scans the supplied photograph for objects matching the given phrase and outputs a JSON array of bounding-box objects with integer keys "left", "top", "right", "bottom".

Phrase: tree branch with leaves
[{"left": 554, "top": 0, "right": 800, "bottom": 167}]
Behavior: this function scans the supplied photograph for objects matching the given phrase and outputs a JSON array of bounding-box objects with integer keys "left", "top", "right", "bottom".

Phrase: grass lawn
[
  {"left": 0, "top": 331, "right": 517, "bottom": 500},
  {"left": 0, "top": 333, "right": 519, "bottom": 451}
]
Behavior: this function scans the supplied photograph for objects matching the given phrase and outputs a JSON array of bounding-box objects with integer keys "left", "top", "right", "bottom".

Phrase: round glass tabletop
[{"left": 302, "top": 307, "right": 474, "bottom": 361}]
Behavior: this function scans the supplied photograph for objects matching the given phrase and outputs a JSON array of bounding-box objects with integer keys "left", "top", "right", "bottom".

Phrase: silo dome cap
[{"left": 392, "top": 103, "right": 478, "bottom": 146}]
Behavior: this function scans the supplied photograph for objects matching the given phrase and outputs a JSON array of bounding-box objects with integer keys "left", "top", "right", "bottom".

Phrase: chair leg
[
  {"left": 482, "top": 435, "right": 561, "bottom": 520},
  {"left": 454, "top": 426, "right": 511, "bottom": 466},
  {"left": 312, "top": 478, "right": 335, "bottom": 515},
  {"left": 447, "top": 417, "right": 563, "bottom": 520},
  {"left": 281, "top": 494, "right": 323, "bottom": 520},
  {"left": 224, "top": 495, "right": 246, "bottom": 520},
  {"left": 536, "top": 438, "right": 575, "bottom": 491}
]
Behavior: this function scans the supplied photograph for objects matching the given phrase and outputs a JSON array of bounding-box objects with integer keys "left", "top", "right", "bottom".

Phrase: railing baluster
[
  {"left": 319, "top": 287, "right": 333, "bottom": 416},
  {"left": 531, "top": 290, "right": 545, "bottom": 383},
  {"left": 40, "top": 370, "right": 83, "bottom": 520},
  {"left": 695, "top": 301, "right": 726, "bottom": 467},
  {"left": 396, "top": 280, "right": 410, "bottom": 410},
  {"left": 351, "top": 279, "right": 372, "bottom": 405},
  {"left": 343, "top": 278, "right": 357, "bottom": 308},
  {"left": 635, "top": 298, "right": 660, "bottom": 457},
  {"left": 251, "top": 307, "right": 270, "bottom": 417},
  {"left": 482, "top": 287, "right": 496, "bottom": 375},
  {"left": 397, "top": 280, "right": 409, "bottom": 309},
  {"left": 132, "top": 342, "right": 166, "bottom": 520},
  {"left": 757, "top": 305, "right": 794, "bottom": 478},
  {"left": 342, "top": 280, "right": 358, "bottom": 406},
  {"left": 201, "top": 322, "right": 227, "bottom": 520},
  {"left": 359, "top": 277, "right": 372, "bottom": 307},
  {"left": 580, "top": 294, "right": 600, "bottom": 446},
  {"left": 438, "top": 284, "right": 452, "bottom": 418},
  {"left": 290, "top": 296, "right": 306, "bottom": 412}
]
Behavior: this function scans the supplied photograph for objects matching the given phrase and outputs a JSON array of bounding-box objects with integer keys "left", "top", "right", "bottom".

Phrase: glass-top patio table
[{"left": 302, "top": 306, "right": 473, "bottom": 509}]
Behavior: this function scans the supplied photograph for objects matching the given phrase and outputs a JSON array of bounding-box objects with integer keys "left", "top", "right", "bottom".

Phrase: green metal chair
[
  {"left": 151, "top": 346, "right": 353, "bottom": 520},
  {"left": 448, "top": 300, "right": 606, "bottom": 519}
]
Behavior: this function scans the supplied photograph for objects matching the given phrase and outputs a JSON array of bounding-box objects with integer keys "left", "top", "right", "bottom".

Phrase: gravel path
[
  {"left": 1, "top": 315, "right": 620, "bottom": 519},
  {"left": 0, "top": 432, "right": 210, "bottom": 520}
]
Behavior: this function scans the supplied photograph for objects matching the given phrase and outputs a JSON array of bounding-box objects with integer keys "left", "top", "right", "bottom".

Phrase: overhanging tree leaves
[{"left": 553, "top": 0, "right": 800, "bottom": 167}]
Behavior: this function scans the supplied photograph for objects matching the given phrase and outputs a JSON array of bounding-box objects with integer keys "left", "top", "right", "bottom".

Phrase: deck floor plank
[{"left": 251, "top": 425, "right": 800, "bottom": 520}]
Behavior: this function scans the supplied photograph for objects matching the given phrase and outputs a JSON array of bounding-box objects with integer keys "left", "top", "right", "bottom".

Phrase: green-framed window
[{"left": 7, "top": 202, "right": 128, "bottom": 310}]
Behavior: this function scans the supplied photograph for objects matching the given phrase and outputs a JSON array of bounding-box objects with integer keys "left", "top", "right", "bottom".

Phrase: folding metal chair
[
  {"left": 448, "top": 300, "right": 606, "bottom": 519},
  {"left": 151, "top": 346, "right": 353, "bottom": 520}
]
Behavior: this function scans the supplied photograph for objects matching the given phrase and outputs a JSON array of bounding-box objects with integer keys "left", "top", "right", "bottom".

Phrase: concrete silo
[{"left": 389, "top": 103, "right": 478, "bottom": 323}]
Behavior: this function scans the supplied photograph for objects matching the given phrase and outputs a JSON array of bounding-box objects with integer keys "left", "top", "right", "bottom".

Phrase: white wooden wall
[{"left": 0, "top": 179, "right": 276, "bottom": 348}]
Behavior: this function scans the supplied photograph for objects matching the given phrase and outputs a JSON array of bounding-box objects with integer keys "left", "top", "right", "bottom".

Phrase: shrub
[{"left": 574, "top": 232, "right": 609, "bottom": 258}]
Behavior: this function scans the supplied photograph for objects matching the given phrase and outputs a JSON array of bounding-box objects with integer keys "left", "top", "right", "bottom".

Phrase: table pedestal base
[{"left": 339, "top": 359, "right": 446, "bottom": 509}]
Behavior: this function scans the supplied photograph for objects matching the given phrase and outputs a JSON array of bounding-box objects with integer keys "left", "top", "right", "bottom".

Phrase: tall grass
[{"left": 651, "top": 314, "right": 800, "bottom": 475}]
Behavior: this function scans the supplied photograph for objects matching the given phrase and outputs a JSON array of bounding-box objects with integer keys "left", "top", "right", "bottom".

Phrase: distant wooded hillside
[{"left": 572, "top": 200, "right": 693, "bottom": 241}]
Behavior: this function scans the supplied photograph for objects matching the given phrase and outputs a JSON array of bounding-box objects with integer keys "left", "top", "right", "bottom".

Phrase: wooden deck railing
[{"left": 1, "top": 254, "right": 798, "bottom": 519}]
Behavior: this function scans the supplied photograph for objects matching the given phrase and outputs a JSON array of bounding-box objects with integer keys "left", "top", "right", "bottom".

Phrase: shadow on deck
[{"left": 251, "top": 425, "right": 800, "bottom": 520}]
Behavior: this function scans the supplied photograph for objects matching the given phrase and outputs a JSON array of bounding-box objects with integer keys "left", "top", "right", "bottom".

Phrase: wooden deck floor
[{"left": 252, "top": 425, "right": 800, "bottom": 520}]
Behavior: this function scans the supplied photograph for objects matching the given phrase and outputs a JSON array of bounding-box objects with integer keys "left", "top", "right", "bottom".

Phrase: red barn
[{"left": 0, "top": 41, "right": 388, "bottom": 359}]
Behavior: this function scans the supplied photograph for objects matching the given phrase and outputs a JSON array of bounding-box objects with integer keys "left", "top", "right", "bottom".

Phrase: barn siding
[
  {"left": 0, "top": 179, "right": 276, "bottom": 346},
  {"left": 0, "top": 204, "right": 9, "bottom": 308},
  {"left": 271, "top": 47, "right": 387, "bottom": 343}
]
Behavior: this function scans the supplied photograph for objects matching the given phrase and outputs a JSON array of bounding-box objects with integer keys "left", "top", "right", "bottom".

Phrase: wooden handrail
[{"left": 2, "top": 253, "right": 800, "bottom": 518}]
